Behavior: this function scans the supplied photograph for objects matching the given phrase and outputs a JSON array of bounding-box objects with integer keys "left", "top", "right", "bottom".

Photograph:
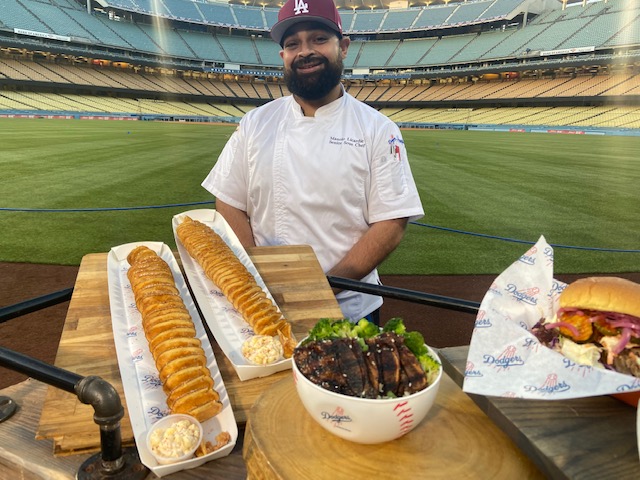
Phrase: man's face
[{"left": 280, "top": 24, "right": 350, "bottom": 101}]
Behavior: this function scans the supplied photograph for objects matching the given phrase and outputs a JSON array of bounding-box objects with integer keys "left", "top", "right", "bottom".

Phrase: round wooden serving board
[{"left": 243, "top": 374, "right": 544, "bottom": 480}]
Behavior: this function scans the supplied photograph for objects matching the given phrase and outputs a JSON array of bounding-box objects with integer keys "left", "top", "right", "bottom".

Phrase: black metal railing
[
  {"left": 326, "top": 276, "right": 481, "bottom": 314},
  {"left": 0, "top": 287, "right": 73, "bottom": 324},
  {"left": 0, "top": 288, "right": 148, "bottom": 478}
]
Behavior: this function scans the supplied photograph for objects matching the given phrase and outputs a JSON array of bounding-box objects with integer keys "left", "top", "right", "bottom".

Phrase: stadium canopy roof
[{"left": 225, "top": 0, "right": 585, "bottom": 11}]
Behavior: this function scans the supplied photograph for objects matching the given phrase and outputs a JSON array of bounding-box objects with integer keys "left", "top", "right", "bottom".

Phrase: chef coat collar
[{"left": 291, "top": 84, "right": 346, "bottom": 119}]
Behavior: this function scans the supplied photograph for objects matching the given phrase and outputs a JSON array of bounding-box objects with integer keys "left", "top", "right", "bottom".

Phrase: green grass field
[{"left": 1, "top": 118, "right": 639, "bottom": 275}]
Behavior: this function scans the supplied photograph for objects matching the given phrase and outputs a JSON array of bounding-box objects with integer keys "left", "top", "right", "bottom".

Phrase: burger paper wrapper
[{"left": 463, "top": 235, "right": 640, "bottom": 400}]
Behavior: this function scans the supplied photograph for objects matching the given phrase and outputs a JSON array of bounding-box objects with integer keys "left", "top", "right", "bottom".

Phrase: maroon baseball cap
[{"left": 270, "top": 0, "right": 343, "bottom": 46}]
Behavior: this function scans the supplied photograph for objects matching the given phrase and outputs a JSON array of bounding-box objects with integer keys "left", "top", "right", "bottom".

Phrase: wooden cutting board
[
  {"left": 244, "top": 375, "right": 544, "bottom": 479},
  {"left": 36, "top": 245, "right": 343, "bottom": 456}
]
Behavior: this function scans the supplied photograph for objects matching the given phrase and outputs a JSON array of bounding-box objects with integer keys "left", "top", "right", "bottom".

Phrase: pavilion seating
[
  {"left": 447, "top": 1, "right": 492, "bottom": 25},
  {"left": 20, "top": 1, "right": 93, "bottom": 40},
  {"left": 354, "top": 41, "right": 398, "bottom": 69},
  {"left": 351, "top": 11, "right": 385, "bottom": 32},
  {"left": 63, "top": 9, "right": 133, "bottom": 48},
  {"left": 233, "top": 6, "right": 266, "bottom": 30},
  {"left": 422, "top": 34, "right": 476, "bottom": 66},
  {"left": 387, "top": 38, "right": 436, "bottom": 67},
  {"left": 216, "top": 36, "right": 259, "bottom": 65},
  {"left": 412, "top": 5, "right": 456, "bottom": 29},
  {"left": 253, "top": 37, "right": 282, "bottom": 68},
  {"left": 197, "top": 2, "right": 235, "bottom": 26},
  {"left": 381, "top": 10, "right": 420, "bottom": 31},
  {"left": 162, "top": 0, "right": 206, "bottom": 22},
  {"left": 482, "top": 0, "right": 527, "bottom": 19},
  {"left": 179, "top": 31, "right": 227, "bottom": 62}
]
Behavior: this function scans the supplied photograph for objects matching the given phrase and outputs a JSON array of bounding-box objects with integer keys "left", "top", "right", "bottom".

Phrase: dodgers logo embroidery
[
  {"left": 294, "top": 0, "right": 309, "bottom": 15},
  {"left": 388, "top": 134, "right": 404, "bottom": 161}
]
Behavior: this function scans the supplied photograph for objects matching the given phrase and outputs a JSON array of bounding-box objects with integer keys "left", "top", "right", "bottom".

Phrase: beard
[{"left": 284, "top": 54, "right": 344, "bottom": 101}]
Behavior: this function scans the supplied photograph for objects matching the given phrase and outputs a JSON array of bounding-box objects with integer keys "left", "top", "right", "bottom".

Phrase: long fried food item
[
  {"left": 127, "top": 246, "right": 222, "bottom": 422},
  {"left": 176, "top": 216, "right": 296, "bottom": 358}
]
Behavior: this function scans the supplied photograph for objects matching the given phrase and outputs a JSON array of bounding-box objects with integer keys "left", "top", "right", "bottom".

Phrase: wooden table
[
  {"left": 439, "top": 346, "right": 640, "bottom": 480},
  {"left": 1, "top": 245, "right": 543, "bottom": 479}
]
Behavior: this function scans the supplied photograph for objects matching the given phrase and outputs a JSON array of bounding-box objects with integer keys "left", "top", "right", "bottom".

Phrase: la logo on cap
[{"left": 294, "top": 0, "right": 309, "bottom": 15}]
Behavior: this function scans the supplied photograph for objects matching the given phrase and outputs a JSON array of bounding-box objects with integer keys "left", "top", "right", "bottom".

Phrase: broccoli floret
[
  {"left": 382, "top": 317, "right": 406, "bottom": 335},
  {"left": 352, "top": 318, "right": 380, "bottom": 339},
  {"left": 419, "top": 353, "right": 441, "bottom": 384},
  {"left": 403, "top": 330, "right": 427, "bottom": 357},
  {"left": 330, "top": 319, "right": 357, "bottom": 338},
  {"left": 306, "top": 318, "right": 335, "bottom": 342}
]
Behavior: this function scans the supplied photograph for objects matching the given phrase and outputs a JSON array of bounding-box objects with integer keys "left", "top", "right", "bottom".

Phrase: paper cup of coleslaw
[{"left": 146, "top": 414, "right": 203, "bottom": 465}]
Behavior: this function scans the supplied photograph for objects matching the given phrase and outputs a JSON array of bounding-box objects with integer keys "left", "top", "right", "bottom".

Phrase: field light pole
[{"left": 0, "top": 347, "right": 148, "bottom": 479}]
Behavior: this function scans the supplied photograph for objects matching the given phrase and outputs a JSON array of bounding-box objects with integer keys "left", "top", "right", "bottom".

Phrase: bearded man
[{"left": 201, "top": 0, "right": 424, "bottom": 324}]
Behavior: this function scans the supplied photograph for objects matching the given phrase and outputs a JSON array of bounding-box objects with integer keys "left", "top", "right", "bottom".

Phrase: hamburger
[{"left": 531, "top": 276, "right": 640, "bottom": 377}]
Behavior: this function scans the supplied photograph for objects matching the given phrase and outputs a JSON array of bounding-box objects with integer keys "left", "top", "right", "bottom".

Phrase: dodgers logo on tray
[
  {"left": 148, "top": 405, "right": 170, "bottom": 421},
  {"left": 141, "top": 373, "right": 162, "bottom": 389},
  {"left": 505, "top": 283, "right": 539, "bottom": 305},
  {"left": 483, "top": 345, "right": 525, "bottom": 370},
  {"left": 321, "top": 406, "right": 352, "bottom": 431},
  {"left": 131, "top": 348, "right": 144, "bottom": 363},
  {"left": 524, "top": 373, "right": 571, "bottom": 395}
]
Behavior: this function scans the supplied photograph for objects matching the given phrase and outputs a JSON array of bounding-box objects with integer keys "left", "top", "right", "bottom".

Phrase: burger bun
[{"left": 559, "top": 276, "right": 640, "bottom": 318}]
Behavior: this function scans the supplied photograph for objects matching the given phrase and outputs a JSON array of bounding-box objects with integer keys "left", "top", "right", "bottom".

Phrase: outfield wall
[{"left": 2, "top": 109, "right": 639, "bottom": 137}]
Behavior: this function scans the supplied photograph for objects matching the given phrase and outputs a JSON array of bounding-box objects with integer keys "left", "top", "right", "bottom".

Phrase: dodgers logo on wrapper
[
  {"left": 465, "top": 361, "right": 483, "bottom": 378},
  {"left": 483, "top": 345, "right": 526, "bottom": 371},
  {"left": 474, "top": 310, "right": 491, "bottom": 328},
  {"left": 518, "top": 247, "right": 537, "bottom": 266},
  {"left": 524, "top": 373, "right": 571, "bottom": 396},
  {"left": 505, "top": 284, "right": 539, "bottom": 305}
]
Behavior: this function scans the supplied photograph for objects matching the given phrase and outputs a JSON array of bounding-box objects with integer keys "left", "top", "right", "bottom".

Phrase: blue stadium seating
[
  {"left": 162, "top": 0, "right": 205, "bottom": 22},
  {"left": 233, "top": 6, "right": 267, "bottom": 30},
  {"left": 2, "top": 0, "right": 640, "bottom": 76},
  {"left": 380, "top": 9, "right": 420, "bottom": 31}
]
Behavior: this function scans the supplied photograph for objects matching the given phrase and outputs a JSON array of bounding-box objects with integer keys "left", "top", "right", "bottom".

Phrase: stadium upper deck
[{"left": 0, "top": 0, "right": 638, "bottom": 80}]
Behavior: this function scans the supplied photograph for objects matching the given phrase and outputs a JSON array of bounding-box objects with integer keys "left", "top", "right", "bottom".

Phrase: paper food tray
[
  {"left": 107, "top": 241, "right": 238, "bottom": 478},
  {"left": 463, "top": 235, "right": 640, "bottom": 400},
  {"left": 172, "top": 209, "right": 292, "bottom": 381}
]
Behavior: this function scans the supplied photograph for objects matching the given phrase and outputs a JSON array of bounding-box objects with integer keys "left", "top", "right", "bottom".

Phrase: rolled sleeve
[{"left": 368, "top": 123, "right": 424, "bottom": 224}]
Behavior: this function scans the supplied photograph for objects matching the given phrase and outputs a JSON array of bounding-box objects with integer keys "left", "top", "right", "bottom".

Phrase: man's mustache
[{"left": 292, "top": 56, "right": 327, "bottom": 69}]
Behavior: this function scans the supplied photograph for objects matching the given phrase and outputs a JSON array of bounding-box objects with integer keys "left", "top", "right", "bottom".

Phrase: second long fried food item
[
  {"left": 176, "top": 216, "right": 296, "bottom": 358},
  {"left": 127, "top": 246, "right": 223, "bottom": 422}
]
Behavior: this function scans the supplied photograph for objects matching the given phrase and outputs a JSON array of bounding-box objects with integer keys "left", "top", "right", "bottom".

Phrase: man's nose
[{"left": 297, "top": 40, "right": 315, "bottom": 56}]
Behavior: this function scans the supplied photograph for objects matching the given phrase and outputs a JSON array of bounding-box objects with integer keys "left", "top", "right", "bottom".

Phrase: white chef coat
[{"left": 202, "top": 89, "right": 424, "bottom": 321}]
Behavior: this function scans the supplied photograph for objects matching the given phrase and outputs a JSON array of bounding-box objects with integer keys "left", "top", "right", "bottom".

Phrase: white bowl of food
[
  {"left": 146, "top": 414, "right": 203, "bottom": 465},
  {"left": 292, "top": 318, "right": 442, "bottom": 444}
]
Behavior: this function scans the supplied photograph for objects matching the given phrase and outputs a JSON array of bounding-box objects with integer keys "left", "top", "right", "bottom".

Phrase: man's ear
[{"left": 339, "top": 36, "right": 350, "bottom": 58}]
